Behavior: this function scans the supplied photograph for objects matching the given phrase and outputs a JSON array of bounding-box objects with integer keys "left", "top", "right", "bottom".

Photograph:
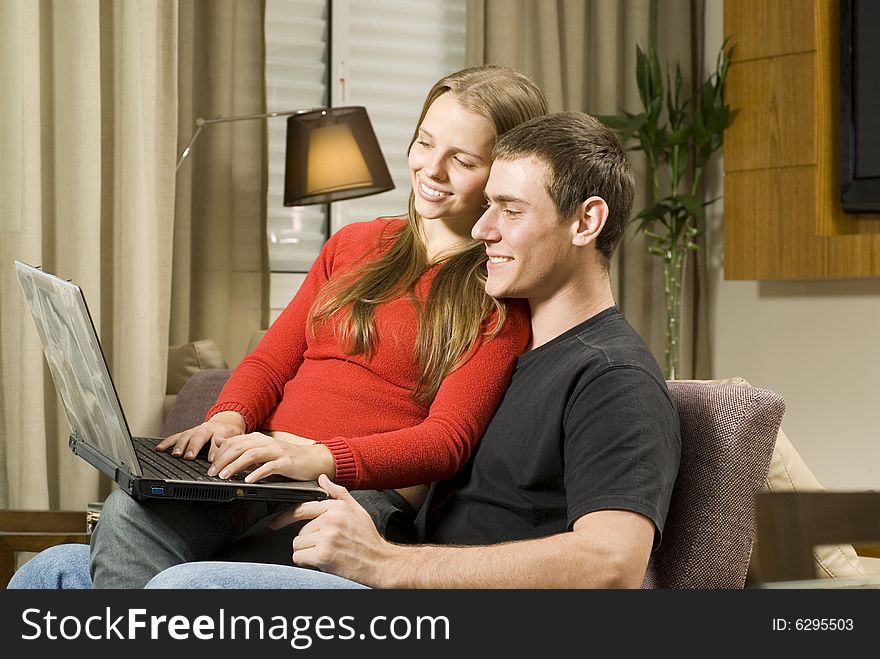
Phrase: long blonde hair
[{"left": 310, "top": 66, "right": 548, "bottom": 405}]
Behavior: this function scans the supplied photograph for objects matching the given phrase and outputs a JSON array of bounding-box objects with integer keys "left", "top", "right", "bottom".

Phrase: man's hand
[
  {"left": 271, "top": 474, "right": 392, "bottom": 585},
  {"left": 156, "top": 411, "right": 245, "bottom": 460},
  {"left": 207, "top": 432, "right": 335, "bottom": 482}
]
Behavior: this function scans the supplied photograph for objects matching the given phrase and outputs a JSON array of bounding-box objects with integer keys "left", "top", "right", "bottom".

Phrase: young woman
[
  {"left": 8, "top": 65, "right": 548, "bottom": 589},
  {"left": 159, "top": 65, "right": 548, "bottom": 502}
]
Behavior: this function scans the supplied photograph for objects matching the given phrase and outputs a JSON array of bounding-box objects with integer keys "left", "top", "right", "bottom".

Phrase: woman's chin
[{"left": 413, "top": 200, "right": 447, "bottom": 220}]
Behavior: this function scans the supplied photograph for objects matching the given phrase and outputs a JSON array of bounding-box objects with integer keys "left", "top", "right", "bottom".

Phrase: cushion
[
  {"left": 644, "top": 380, "right": 783, "bottom": 588},
  {"left": 163, "top": 340, "right": 227, "bottom": 419},
  {"left": 161, "top": 368, "right": 233, "bottom": 437},
  {"left": 166, "top": 339, "right": 228, "bottom": 395},
  {"left": 754, "top": 426, "right": 867, "bottom": 579}
]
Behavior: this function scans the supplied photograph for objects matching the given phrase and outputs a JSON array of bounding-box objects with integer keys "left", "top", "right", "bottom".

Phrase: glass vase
[{"left": 662, "top": 244, "right": 687, "bottom": 380}]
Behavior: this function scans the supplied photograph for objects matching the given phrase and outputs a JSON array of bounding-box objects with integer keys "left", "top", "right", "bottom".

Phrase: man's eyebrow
[
  {"left": 417, "top": 128, "right": 486, "bottom": 161},
  {"left": 488, "top": 193, "right": 530, "bottom": 205}
]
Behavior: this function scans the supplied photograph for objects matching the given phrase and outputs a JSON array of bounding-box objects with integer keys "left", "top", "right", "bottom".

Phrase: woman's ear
[{"left": 571, "top": 196, "right": 609, "bottom": 247}]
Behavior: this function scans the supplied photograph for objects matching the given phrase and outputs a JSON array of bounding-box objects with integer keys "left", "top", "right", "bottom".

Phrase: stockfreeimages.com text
[{"left": 21, "top": 607, "right": 450, "bottom": 649}]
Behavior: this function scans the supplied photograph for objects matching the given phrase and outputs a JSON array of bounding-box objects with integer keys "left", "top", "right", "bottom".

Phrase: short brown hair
[{"left": 492, "top": 111, "right": 635, "bottom": 267}]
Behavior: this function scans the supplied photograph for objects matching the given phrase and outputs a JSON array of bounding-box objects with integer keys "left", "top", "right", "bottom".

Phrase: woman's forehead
[{"left": 419, "top": 94, "right": 495, "bottom": 153}]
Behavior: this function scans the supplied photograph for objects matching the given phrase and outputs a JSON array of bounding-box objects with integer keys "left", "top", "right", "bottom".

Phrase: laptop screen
[{"left": 15, "top": 261, "right": 142, "bottom": 476}]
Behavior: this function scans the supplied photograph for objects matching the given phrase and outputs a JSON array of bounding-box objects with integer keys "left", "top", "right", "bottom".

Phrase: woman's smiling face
[{"left": 407, "top": 93, "right": 496, "bottom": 225}]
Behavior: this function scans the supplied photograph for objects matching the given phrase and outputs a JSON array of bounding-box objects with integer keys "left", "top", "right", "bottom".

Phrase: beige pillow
[
  {"left": 166, "top": 339, "right": 227, "bottom": 395},
  {"left": 755, "top": 426, "right": 866, "bottom": 579},
  {"left": 685, "top": 377, "right": 867, "bottom": 580}
]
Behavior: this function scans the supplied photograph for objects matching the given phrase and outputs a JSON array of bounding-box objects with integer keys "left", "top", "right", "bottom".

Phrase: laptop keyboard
[{"left": 132, "top": 437, "right": 243, "bottom": 483}]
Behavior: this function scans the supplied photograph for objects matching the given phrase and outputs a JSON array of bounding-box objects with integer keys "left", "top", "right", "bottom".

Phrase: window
[
  {"left": 264, "top": 0, "right": 466, "bottom": 318},
  {"left": 264, "top": 0, "right": 329, "bottom": 282}
]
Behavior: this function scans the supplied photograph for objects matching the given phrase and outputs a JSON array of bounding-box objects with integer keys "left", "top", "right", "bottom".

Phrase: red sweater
[{"left": 206, "top": 218, "right": 530, "bottom": 489}]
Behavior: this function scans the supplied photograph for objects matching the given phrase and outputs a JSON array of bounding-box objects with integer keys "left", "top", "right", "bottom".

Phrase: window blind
[
  {"left": 329, "top": 0, "right": 467, "bottom": 232},
  {"left": 264, "top": 0, "right": 466, "bottom": 315},
  {"left": 265, "top": 0, "right": 329, "bottom": 276}
]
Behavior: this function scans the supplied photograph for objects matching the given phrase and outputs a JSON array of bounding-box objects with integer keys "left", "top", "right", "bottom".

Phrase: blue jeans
[
  {"left": 8, "top": 487, "right": 410, "bottom": 589},
  {"left": 7, "top": 543, "right": 367, "bottom": 589},
  {"left": 145, "top": 562, "right": 368, "bottom": 589},
  {"left": 89, "top": 488, "right": 292, "bottom": 588},
  {"left": 7, "top": 543, "right": 92, "bottom": 589}
]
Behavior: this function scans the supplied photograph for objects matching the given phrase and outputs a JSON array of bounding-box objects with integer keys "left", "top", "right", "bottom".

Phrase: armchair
[{"left": 651, "top": 377, "right": 880, "bottom": 587}]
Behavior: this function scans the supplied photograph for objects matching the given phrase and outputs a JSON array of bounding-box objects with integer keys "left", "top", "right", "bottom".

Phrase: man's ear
[{"left": 571, "top": 196, "right": 609, "bottom": 247}]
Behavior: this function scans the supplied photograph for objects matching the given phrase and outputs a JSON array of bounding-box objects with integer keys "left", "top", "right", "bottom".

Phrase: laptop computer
[{"left": 14, "top": 260, "right": 326, "bottom": 504}]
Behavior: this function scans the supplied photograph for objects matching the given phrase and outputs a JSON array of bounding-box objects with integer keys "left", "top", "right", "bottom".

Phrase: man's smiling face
[{"left": 472, "top": 157, "right": 578, "bottom": 303}]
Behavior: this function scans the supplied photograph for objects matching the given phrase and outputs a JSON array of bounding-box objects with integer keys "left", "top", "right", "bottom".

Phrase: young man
[
  {"left": 8, "top": 111, "right": 681, "bottom": 590},
  {"left": 146, "top": 111, "right": 682, "bottom": 589}
]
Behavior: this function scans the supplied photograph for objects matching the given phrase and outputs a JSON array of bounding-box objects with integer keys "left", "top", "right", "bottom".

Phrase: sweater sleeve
[
  {"left": 205, "top": 227, "right": 347, "bottom": 430},
  {"left": 321, "top": 298, "right": 531, "bottom": 489}
]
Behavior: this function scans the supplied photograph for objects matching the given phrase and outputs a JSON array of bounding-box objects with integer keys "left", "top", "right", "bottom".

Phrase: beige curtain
[
  {"left": 0, "top": 0, "right": 267, "bottom": 511},
  {"left": 172, "top": 0, "right": 269, "bottom": 366},
  {"left": 466, "top": 0, "right": 711, "bottom": 378}
]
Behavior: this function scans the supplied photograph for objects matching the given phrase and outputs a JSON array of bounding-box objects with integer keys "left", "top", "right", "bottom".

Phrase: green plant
[{"left": 599, "top": 40, "right": 734, "bottom": 379}]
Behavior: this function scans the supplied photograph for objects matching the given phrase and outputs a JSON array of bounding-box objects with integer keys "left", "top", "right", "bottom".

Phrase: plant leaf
[
  {"left": 679, "top": 194, "right": 705, "bottom": 220},
  {"left": 706, "top": 105, "right": 732, "bottom": 134},
  {"left": 597, "top": 113, "right": 627, "bottom": 130},
  {"left": 649, "top": 45, "right": 663, "bottom": 114},
  {"left": 667, "top": 125, "right": 691, "bottom": 146},
  {"left": 636, "top": 45, "right": 651, "bottom": 111},
  {"left": 621, "top": 39, "right": 735, "bottom": 268}
]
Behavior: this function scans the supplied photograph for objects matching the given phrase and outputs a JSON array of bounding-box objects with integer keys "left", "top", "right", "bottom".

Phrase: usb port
[{"left": 150, "top": 486, "right": 166, "bottom": 496}]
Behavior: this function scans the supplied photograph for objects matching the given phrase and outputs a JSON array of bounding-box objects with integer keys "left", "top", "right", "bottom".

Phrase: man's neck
[{"left": 527, "top": 279, "right": 616, "bottom": 350}]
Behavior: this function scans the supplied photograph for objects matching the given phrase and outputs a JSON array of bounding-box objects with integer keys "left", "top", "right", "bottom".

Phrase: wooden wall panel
[
  {"left": 725, "top": 167, "right": 819, "bottom": 279},
  {"left": 723, "top": 0, "right": 880, "bottom": 279},
  {"left": 725, "top": 53, "right": 816, "bottom": 172},
  {"left": 726, "top": 0, "right": 815, "bottom": 61}
]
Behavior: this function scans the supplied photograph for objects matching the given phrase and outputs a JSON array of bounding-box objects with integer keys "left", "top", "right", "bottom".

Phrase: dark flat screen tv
[{"left": 840, "top": 0, "right": 880, "bottom": 212}]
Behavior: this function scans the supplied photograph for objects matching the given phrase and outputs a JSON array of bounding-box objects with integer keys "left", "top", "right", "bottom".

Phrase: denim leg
[
  {"left": 90, "top": 488, "right": 273, "bottom": 588},
  {"left": 7, "top": 543, "right": 92, "bottom": 589},
  {"left": 144, "top": 561, "right": 369, "bottom": 589}
]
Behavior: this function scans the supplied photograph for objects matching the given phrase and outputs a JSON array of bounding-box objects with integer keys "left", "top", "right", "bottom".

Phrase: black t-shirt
[{"left": 417, "top": 306, "right": 681, "bottom": 549}]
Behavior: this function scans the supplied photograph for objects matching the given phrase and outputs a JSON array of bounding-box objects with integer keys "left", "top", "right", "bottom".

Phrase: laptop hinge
[{"left": 69, "top": 432, "right": 142, "bottom": 482}]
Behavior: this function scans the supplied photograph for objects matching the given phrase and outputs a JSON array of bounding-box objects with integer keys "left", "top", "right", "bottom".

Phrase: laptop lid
[{"left": 14, "top": 260, "right": 143, "bottom": 477}]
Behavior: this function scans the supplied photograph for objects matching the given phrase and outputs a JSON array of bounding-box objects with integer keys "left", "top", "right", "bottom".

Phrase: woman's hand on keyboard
[
  {"left": 207, "top": 432, "right": 335, "bottom": 483},
  {"left": 156, "top": 411, "right": 246, "bottom": 461}
]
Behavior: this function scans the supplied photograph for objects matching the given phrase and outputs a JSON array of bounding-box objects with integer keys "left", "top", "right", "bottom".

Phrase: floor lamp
[
  {"left": 176, "top": 105, "right": 395, "bottom": 246},
  {"left": 176, "top": 106, "right": 394, "bottom": 328},
  {"left": 177, "top": 106, "right": 394, "bottom": 205}
]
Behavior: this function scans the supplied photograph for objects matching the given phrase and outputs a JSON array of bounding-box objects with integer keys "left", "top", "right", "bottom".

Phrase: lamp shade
[{"left": 284, "top": 106, "right": 394, "bottom": 206}]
